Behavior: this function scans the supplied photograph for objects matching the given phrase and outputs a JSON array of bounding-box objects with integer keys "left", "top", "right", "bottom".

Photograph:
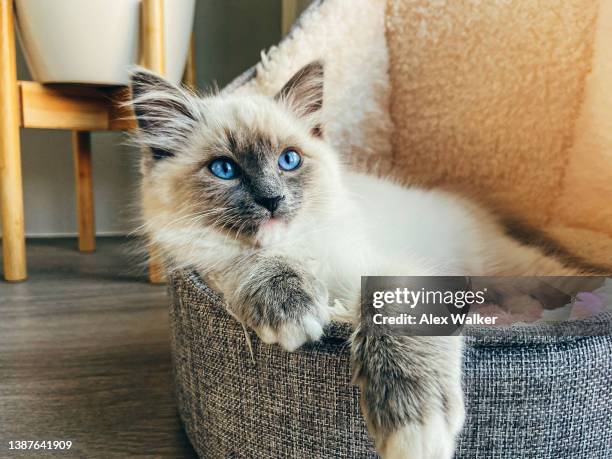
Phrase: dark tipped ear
[
  {"left": 275, "top": 61, "right": 324, "bottom": 135},
  {"left": 130, "top": 69, "right": 181, "bottom": 100},
  {"left": 129, "top": 68, "right": 198, "bottom": 160}
]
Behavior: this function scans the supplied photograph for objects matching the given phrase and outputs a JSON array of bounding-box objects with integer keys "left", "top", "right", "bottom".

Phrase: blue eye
[
  {"left": 209, "top": 158, "right": 237, "bottom": 179},
  {"left": 278, "top": 149, "right": 302, "bottom": 171}
]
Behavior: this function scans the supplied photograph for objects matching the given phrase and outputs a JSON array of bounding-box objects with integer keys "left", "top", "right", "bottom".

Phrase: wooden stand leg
[
  {"left": 148, "top": 246, "right": 165, "bottom": 284},
  {"left": 282, "top": 0, "right": 298, "bottom": 36},
  {"left": 142, "top": 0, "right": 166, "bottom": 283},
  {"left": 142, "top": 0, "right": 165, "bottom": 73},
  {"left": 182, "top": 33, "right": 196, "bottom": 89},
  {"left": 0, "top": 0, "right": 26, "bottom": 282},
  {"left": 72, "top": 131, "right": 95, "bottom": 252}
]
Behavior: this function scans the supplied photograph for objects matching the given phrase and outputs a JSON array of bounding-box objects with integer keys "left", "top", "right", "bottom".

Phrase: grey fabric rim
[
  {"left": 178, "top": 271, "right": 612, "bottom": 347},
  {"left": 169, "top": 270, "right": 612, "bottom": 458}
]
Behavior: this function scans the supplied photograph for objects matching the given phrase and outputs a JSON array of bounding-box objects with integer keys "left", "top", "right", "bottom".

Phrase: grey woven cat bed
[{"left": 169, "top": 272, "right": 612, "bottom": 459}]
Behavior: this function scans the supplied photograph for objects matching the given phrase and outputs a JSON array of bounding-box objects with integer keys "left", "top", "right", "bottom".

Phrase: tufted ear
[
  {"left": 275, "top": 61, "right": 324, "bottom": 136},
  {"left": 128, "top": 68, "right": 199, "bottom": 160}
]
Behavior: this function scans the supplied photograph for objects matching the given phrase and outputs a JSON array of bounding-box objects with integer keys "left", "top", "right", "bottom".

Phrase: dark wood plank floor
[{"left": 0, "top": 238, "right": 197, "bottom": 459}]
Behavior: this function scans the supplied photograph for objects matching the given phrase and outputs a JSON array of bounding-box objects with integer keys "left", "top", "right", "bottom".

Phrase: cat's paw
[
  {"left": 254, "top": 274, "right": 330, "bottom": 351},
  {"left": 256, "top": 298, "right": 329, "bottom": 352},
  {"left": 353, "top": 335, "right": 464, "bottom": 459},
  {"left": 377, "top": 402, "right": 464, "bottom": 459},
  {"left": 232, "top": 257, "right": 331, "bottom": 351},
  {"left": 367, "top": 383, "right": 464, "bottom": 459}
]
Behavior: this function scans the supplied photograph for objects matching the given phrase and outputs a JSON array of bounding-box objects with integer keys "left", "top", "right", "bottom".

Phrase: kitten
[{"left": 129, "top": 62, "right": 582, "bottom": 459}]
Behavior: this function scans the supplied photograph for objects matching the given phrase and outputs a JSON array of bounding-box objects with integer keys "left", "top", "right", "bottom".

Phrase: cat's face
[{"left": 130, "top": 62, "right": 341, "bottom": 247}]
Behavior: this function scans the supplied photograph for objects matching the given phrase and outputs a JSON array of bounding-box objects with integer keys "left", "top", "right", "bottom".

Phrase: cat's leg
[
  {"left": 220, "top": 254, "right": 331, "bottom": 351},
  {"left": 352, "top": 333, "right": 464, "bottom": 459}
]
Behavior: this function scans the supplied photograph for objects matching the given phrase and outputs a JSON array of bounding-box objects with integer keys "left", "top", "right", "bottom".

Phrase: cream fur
[{"left": 136, "top": 86, "right": 577, "bottom": 321}]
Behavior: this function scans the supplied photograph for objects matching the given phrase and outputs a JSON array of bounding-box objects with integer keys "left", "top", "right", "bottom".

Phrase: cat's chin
[{"left": 254, "top": 217, "right": 288, "bottom": 247}]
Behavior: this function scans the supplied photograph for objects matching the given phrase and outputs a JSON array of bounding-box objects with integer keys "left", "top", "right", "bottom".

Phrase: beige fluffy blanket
[{"left": 229, "top": 0, "right": 612, "bottom": 270}]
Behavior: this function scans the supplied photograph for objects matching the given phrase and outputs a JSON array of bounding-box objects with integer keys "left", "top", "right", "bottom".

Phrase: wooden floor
[{"left": 0, "top": 238, "right": 197, "bottom": 459}]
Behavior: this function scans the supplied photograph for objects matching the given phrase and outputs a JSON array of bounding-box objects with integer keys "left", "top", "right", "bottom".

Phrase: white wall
[{"left": 10, "top": 0, "right": 282, "bottom": 237}]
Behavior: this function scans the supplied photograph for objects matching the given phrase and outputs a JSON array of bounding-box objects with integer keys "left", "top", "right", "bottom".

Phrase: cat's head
[{"left": 130, "top": 61, "right": 342, "bottom": 249}]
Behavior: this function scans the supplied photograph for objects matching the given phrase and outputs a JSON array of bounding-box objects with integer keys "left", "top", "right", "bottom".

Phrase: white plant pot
[{"left": 15, "top": 0, "right": 196, "bottom": 85}]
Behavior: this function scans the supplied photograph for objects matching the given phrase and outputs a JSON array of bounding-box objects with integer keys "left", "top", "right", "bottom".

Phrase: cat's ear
[
  {"left": 275, "top": 61, "right": 324, "bottom": 137},
  {"left": 128, "top": 68, "right": 199, "bottom": 160}
]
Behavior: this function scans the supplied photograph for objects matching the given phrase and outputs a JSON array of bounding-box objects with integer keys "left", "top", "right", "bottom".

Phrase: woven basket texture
[{"left": 169, "top": 272, "right": 612, "bottom": 459}]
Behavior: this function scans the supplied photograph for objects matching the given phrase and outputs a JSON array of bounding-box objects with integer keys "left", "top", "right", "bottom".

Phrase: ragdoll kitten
[{"left": 129, "top": 62, "right": 581, "bottom": 459}]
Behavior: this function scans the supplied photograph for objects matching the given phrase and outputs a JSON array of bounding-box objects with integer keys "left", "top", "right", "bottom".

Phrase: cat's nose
[{"left": 254, "top": 195, "right": 284, "bottom": 213}]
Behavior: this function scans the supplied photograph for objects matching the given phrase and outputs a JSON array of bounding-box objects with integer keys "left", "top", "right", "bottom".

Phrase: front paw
[
  {"left": 233, "top": 257, "right": 330, "bottom": 351},
  {"left": 353, "top": 335, "right": 465, "bottom": 459},
  {"left": 376, "top": 399, "right": 464, "bottom": 459}
]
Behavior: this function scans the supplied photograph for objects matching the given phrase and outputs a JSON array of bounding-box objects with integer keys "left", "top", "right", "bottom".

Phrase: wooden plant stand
[{"left": 0, "top": 0, "right": 195, "bottom": 282}]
